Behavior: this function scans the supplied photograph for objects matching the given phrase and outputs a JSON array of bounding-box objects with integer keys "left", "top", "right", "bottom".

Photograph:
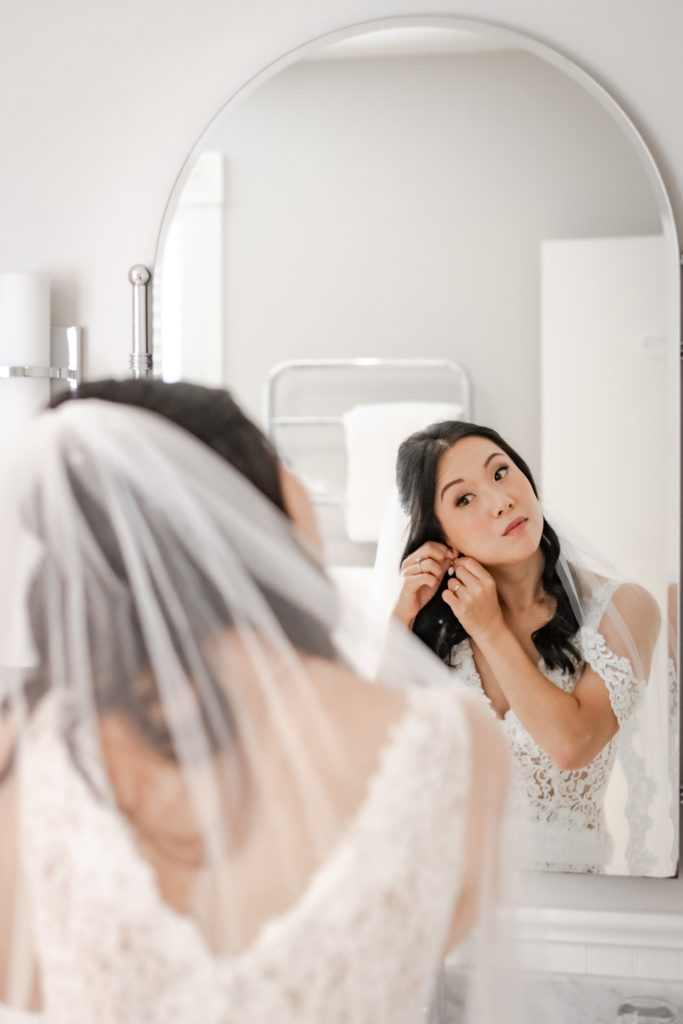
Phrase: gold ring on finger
[
  {"left": 417, "top": 559, "right": 424, "bottom": 573},
  {"left": 453, "top": 582, "right": 460, "bottom": 593}
]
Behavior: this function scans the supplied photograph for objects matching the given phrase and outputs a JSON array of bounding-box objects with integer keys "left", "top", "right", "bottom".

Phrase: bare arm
[
  {"left": 444, "top": 560, "right": 660, "bottom": 770},
  {"left": 471, "top": 624, "right": 619, "bottom": 769},
  {"left": 443, "top": 695, "right": 510, "bottom": 952}
]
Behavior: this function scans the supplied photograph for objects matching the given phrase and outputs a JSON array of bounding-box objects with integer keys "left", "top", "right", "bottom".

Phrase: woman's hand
[
  {"left": 442, "top": 556, "right": 505, "bottom": 641},
  {"left": 393, "top": 541, "right": 455, "bottom": 628}
]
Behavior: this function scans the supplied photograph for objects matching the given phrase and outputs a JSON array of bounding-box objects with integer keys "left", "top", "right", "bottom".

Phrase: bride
[
  {"left": 393, "top": 419, "right": 662, "bottom": 875},
  {"left": 0, "top": 382, "right": 510, "bottom": 1024}
]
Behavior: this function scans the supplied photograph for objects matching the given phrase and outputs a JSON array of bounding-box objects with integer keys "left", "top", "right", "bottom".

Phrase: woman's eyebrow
[
  {"left": 439, "top": 477, "right": 463, "bottom": 501},
  {"left": 439, "top": 451, "right": 506, "bottom": 501},
  {"left": 484, "top": 450, "right": 505, "bottom": 467}
]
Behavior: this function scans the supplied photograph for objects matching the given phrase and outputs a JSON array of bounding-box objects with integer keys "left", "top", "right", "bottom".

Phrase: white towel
[{"left": 342, "top": 401, "right": 465, "bottom": 543}]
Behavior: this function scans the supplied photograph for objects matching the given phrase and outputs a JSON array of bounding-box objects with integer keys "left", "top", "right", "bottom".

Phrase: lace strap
[
  {"left": 581, "top": 579, "right": 621, "bottom": 631},
  {"left": 579, "top": 626, "right": 646, "bottom": 727},
  {"left": 618, "top": 711, "right": 657, "bottom": 874}
]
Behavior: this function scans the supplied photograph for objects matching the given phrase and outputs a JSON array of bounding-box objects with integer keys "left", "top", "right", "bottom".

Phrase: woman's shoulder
[
  {"left": 608, "top": 581, "right": 660, "bottom": 622},
  {"left": 570, "top": 568, "right": 660, "bottom": 631},
  {"left": 602, "top": 582, "right": 662, "bottom": 658},
  {"left": 316, "top": 658, "right": 469, "bottom": 731},
  {"left": 308, "top": 656, "right": 491, "bottom": 787}
]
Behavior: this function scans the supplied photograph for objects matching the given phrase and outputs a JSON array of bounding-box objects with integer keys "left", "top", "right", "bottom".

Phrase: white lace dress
[
  {"left": 19, "top": 687, "right": 473, "bottom": 1024},
  {"left": 448, "top": 580, "right": 647, "bottom": 874}
]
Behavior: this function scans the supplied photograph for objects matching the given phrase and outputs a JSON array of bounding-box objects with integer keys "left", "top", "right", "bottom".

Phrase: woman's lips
[{"left": 503, "top": 516, "right": 527, "bottom": 537}]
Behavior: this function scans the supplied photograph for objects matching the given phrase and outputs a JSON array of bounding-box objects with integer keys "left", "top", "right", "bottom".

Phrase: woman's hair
[
  {"left": 396, "top": 420, "right": 580, "bottom": 673},
  {"left": 11, "top": 380, "right": 338, "bottom": 777},
  {"left": 51, "top": 378, "right": 287, "bottom": 514}
]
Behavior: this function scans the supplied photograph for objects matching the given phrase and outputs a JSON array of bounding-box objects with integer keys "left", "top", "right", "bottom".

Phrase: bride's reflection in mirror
[{"left": 390, "top": 419, "right": 669, "bottom": 875}]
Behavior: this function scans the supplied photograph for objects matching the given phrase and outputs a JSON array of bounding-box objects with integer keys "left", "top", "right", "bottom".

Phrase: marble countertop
[{"left": 442, "top": 967, "right": 683, "bottom": 1023}]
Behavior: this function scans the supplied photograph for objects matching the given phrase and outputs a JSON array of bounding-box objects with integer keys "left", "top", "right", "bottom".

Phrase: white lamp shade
[{"left": 0, "top": 273, "right": 51, "bottom": 451}]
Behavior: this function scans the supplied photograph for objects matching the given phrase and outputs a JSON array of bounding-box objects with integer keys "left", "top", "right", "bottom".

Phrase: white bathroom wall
[
  {"left": 198, "top": 48, "right": 659, "bottom": 472},
  {"left": 0, "top": 0, "right": 681, "bottom": 921},
  {"left": 0, "top": 0, "right": 681, "bottom": 376},
  {"left": 541, "top": 235, "right": 671, "bottom": 596}
]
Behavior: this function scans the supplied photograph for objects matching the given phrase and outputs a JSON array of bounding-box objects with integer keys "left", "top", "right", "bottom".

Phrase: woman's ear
[{"left": 278, "top": 466, "right": 322, "bottom": 553}]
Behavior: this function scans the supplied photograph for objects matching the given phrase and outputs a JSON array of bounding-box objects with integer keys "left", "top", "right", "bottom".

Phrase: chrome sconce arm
[
  {"left": 128, "top": 265, "right": 153, "bottom": 377},
  {"left": 0, "top": 325, "right": 82, "bottom": 399}
]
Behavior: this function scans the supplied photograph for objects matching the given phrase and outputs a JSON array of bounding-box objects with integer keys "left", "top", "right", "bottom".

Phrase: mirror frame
[{"left": 152, "top": 13, "right": 682, "bottom": 952}]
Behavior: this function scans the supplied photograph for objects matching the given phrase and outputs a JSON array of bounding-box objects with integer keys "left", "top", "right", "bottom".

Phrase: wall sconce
[{"left": 0, "top": 273, "right": 82, "bottom": 452}]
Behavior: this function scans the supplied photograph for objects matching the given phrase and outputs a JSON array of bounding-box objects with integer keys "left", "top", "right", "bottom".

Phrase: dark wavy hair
[
  {"left": 51, "top": 378, "right": 287, "bottom": 514},
  {"left": 1, "top": 379, "right": 338, "bottom": 789},
  {"left": 396, "top": 420, "right": 580, "bottom": 674}
]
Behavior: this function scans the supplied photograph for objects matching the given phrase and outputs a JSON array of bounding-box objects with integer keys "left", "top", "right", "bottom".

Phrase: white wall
[
  {"left": 199, "top": 49, "right": 659, "bottom": 470},
  {"left": 0, "top": 0, "right": 681, "bottom": 376},
  {"left": 0, "top": 0, "right": 681, "bottom": 920}
]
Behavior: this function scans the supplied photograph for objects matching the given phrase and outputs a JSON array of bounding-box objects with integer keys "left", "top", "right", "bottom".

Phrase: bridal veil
[{"left": 0, "top": 397, "right": 516, "bottom": 1024}]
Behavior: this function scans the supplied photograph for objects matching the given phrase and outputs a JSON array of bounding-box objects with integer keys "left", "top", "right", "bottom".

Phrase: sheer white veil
[
  {"left": 0, "top": 397, "right": 518, "bottom": 1024},
  {"left": 544, "top": 503, "right": 676, "bottom": 876}
]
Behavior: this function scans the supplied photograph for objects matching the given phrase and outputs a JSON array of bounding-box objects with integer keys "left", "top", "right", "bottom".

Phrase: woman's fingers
[
  {"left": 445, "top": 559, "right": 490, "bottom": 602},
  {"left": 401, "top": 541, "right": 456, "bottom": 578},
  {"left": 394, "top": 543, "right": 456, "bottom": 627},
  {"left": 422, "top": 540, "right": 457, "bottom": 561},
  {"left": 443, "top": 558, "right": 504, "bottom": 638},
  {"left": 452, "top": 555, "right": 489, "bottom": 581},
  {"left": 444, "top": 574, "right": 467, "bottom": 609},
  {"left": 402, "top": 555, "right": 441, "bottom": 579},
  {"left": 401, "top": 552, "right": 448, "bottom": 577}
]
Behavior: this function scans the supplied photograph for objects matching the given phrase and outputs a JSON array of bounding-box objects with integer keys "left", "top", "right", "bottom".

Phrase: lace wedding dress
[
  {"left": 448, "top": 579, "right": 650, "bottom": 874},
  {"left": 19, "top": 686, "right": 474, "bottom": 1024}
]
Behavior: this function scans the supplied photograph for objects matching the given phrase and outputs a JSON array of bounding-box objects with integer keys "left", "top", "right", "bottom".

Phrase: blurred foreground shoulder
[{"left": 441, "top": 692, "right": 511, "bottom": 952}]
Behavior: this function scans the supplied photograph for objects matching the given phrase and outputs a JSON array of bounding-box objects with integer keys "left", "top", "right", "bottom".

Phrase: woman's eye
[
  {"left": 494, "top": 464, "right": 508, "bottom": 481},
  {"left": 455, "top": 493, "right": 473, "bottom": 508}
]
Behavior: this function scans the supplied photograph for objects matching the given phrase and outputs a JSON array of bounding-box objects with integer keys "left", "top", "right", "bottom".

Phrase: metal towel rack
[
  {"left": 262, "top": 356, "right": 472, "bottom": 507},
  {"left": 263, "top": 356, "right": 471, "bottom": 437}
]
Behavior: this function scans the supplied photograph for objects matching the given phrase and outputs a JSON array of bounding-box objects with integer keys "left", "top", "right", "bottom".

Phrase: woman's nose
[{"left": 495, "top": 496, "right": 514, "bottom": 517}]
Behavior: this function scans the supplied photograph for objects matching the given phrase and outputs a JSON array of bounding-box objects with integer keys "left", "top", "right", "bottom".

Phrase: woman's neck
[{"left": 487, "top": 547, "right": 546, "bottom": 614}]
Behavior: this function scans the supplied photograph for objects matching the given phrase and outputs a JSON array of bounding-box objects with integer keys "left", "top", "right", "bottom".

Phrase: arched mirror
[{"left": 152, "top": 17, "right": 680, "bottom": 878}]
